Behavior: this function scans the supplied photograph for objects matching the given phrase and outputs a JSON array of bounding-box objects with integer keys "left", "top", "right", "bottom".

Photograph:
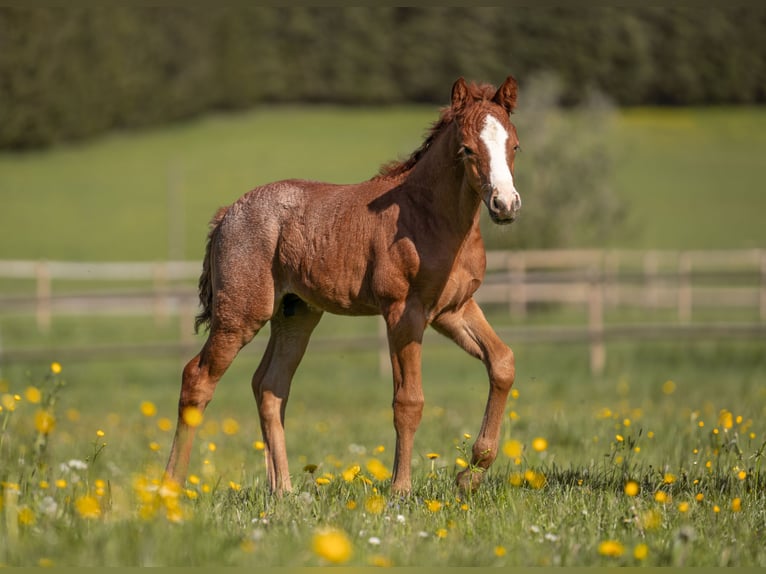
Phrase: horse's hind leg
[
  {"left": 432, "top": 298, "right": 515, "bottom": 492},
  {"left": 252, "top": 295, "right": 323, "bottom": 494},
  {"left": 165, "top": 323, "right": 262, "bottom": 486}
]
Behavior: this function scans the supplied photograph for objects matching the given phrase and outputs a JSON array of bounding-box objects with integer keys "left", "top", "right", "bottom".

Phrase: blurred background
[{"left": 0, "top": 6, "right": 764, "bottom": 382}]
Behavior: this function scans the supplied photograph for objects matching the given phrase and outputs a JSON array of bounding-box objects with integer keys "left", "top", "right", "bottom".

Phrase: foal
[{"left": 165, "top": 76, "right": 522, "bottom": 494}]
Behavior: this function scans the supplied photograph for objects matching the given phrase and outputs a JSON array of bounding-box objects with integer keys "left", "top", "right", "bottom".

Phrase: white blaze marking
[{"left": 480, "top": 115, "right": 520, "bottom": 211}]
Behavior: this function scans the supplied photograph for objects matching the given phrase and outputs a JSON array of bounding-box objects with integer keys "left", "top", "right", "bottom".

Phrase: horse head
[{"left": 451, "top": 76, "right": 521, "bottom": 225}]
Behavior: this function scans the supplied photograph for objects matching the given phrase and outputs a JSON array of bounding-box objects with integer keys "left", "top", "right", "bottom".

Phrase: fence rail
[{"left": 1, "top": 249, "right": 765, "bottom": 374}]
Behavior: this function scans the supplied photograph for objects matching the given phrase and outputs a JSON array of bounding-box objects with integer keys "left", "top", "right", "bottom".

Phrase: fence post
[
  {"left": 588, "top": 268, "right": 605, "bottom": 376},
  {"left": 678, "top": 252, "right": 692, "bottom": 324},
  {"left": 36, "top": 261, "right": 51, "bottom": 333},
  {"left": 643, "top": 251, "right": 659, "bottom": 309}
]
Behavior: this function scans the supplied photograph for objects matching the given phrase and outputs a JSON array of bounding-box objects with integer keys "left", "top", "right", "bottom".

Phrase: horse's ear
[
  {"left": 493, "top": 76, "right": 518, "bottom": 113},
  {"left": 451, "top": 77, "right": 470, "bottom": 114}
]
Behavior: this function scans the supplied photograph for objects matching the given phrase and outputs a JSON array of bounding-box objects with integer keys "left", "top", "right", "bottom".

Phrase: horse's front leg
[
  {"left": 384, "top": 300, "right": 427, "bottom": 494},
  {"left": 432, "top": 298, "right": 516, "bottom": 491}
]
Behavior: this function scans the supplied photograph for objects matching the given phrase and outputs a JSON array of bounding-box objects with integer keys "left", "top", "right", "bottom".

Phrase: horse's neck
[{"left": 406, "top": 123, "right": 481, "bottom": 236}]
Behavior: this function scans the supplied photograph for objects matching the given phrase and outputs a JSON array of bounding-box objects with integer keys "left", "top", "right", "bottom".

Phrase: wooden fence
[{"left": 1, "top": 249, "right": 765, "bottom": 374}]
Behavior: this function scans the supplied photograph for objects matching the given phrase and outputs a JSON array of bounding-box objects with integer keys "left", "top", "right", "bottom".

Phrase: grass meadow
[{"left": 1, "top": 105, "right": 765, "bottom": 566}]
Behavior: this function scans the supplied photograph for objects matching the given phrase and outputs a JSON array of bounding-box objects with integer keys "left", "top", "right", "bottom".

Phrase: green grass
[
  {"left": 1, "top": 339, "right": 765, "bottom": 566},
  {"left": 1, "top": 106, "right": 765, "bottom": 262}
]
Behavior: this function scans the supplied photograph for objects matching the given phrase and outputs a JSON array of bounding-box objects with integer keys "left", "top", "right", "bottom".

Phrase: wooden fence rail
[{"left": 1, "top": 249, "right": 765, "bottom": 374}]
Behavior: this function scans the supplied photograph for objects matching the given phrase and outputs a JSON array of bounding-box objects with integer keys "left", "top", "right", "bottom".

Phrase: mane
[{"left": 373, "top": 82, "right": 498, "bottom": 180}]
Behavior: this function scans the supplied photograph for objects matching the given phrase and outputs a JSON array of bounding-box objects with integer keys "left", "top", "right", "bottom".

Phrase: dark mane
[{"left": 373, "top": 82, "right": 498, "bottom": 180}]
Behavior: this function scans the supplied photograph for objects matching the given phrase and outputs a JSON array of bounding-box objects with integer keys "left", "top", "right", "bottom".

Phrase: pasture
[{"left": 1, "top": 105, "right": 765, "bottom": 566}]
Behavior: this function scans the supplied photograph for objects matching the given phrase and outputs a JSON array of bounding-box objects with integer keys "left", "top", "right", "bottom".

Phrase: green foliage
[
  {"left": 1, "top": 7, "right": 765, "bottom": 149},
  {"left": 482, "top": 73, "right": 624, "bottom": 249}
]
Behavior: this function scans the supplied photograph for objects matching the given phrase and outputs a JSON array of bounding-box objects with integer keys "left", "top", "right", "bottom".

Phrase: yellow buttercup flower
[
  {"left": 598, "top": 539, "right": 624, "bottom": 557},
  {"left": 75, "top": 495, "right": 101, "bottom": 519},
  {"left": 532, "top": 437, "right": 548, "bottom": 452},
  {"left": 182, "top": 407, "right": 203, "bottom": 428},
  {"left": 140, "top": 401, "right": 157, "bottom": 417},
  {"left": 222, "top": 418, "right": 240, "bottom": 435},
  {"left": 633, "top": 543, "right": 649, "bottom": 561},
  {"left": 50, "top": 362, "right": 62, "bottom": 375},
  {"left": 312, "top": 528, "right": 352, "bottom": 564},
  {"left": 502, "top": 439, "right": 523, "bottom": 459},
  {"left": 25, "top": 386, "right": 42, "bottom": 404},
  {"left": 34, "top": 410, "right": 56, "bottom": 435},
  {"left": 624, "top": 480, "right": 639, "bottom": 497},
  {"left": 365, "top": 494, "right": 386, "bottom": 514}
]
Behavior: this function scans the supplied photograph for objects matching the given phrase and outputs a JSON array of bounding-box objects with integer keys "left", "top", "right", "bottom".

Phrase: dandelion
[
  {"left": 366, "top": 458, "right": 391, "bottom": 481},
  {"left": 425, "top": 499, "right": 442, "bottom": 512},
  {"left": 633, "top": 543, "right": 649, "bottom": 561},
  {"left": 346, "top": 500, "right": 357, "bottom": 510},
  {"left": 455, "top": 457, "right": 469, "bottom": 468},
  {"left": 342, "top": 465, "right": 361, "bottom": 482},
  {"left": 75, "top": 495, "right": 101, "bottom": 519},
  {"left": 315, "top": 477, "right": 331, "bottom": 486},
  {"left": 157, "top": 417, "right": 172, "bottom": 431},
  {"left": 718, "top": 409, "right": 733, "bottom": 430},
  {"left": 34, "top": 410, "right": 56, "bottom": 435},
  {"left": 509, "top": 472, "right": 524, "bottom": 487},
  {"left": 149, "top": 441, "right": 160, "bottom": 452},
  {"left": 229, "top": 481, "right": 241, "bottom": 491},
  {"left": 182, "top": 407, "right": 203, "bottom": 428},
  {"left": 50, "top": 362, "right": 62, "bottom": 375},
  {"left": 662, "top": 380, "right": 676, "bottom": 395},
  {"left": 18, "top": 506, "right": 36, "bottom": 526},
  {"left": 713, "top": 505, "right": 720, "bottom": 513},
  {"left": 678, "top": 501, "right": 690, "bottom": 513},
  {"left": 624, "top": 480, "right": 639, "bottom": 497},
  {"left": 96, "top": 429, "right": 105, "bottom": 438},
  {"left": 511, "top": 388, "right": 519, "bottom": 399},
  {"left": 695, "top": 493, "right": 704, "bottom": 502},
  {"left": 55, "top": 479, "right": 67, "bottom": 489},
  {"left": 731, "top": 498, "right": 742, "bottom": 512},
  {"left": 1, "top": 393, "right": 16, "bottom": 412},
  {"left": 638, "top": 509, "right": 661, "bottom": 530},
  {"left": 435, "top": 528, "right": 448, "bottom": 539},
  {"left": 615, "top": 434, "right": 624, "bottom": 443},
  {"left": 737, "top": 470, "right": 746, "bottom": 481},
  {"left": 524, "top": 469, "right": 546, "bottom": 489},
  {"left": 663, "top": 473, "right": 676, "bottom": 485},
  {"left": 598, "top": 540, "right": 625, "bottom": 557},
  {"left": 364, "top": 494, "right": 386, "bottom": 514},
  {"left": 222, "top": 418, "right": 240, "bottom": 435},
  {"left": 463, "top": 433, "right": 472, "bottom": 440},
  {"left": 494, "top": 545, "right": 507, "bottom": 557},
  {"left": 531, "top": 437, "right": 548, "bottom": 452},
  {"left": 369, "top": 555, "right": 391, "bottom": 567},
  {"left": 25, "top": 386, "right": 42, "bottom": 404},
  {"left": 140, "top": 401, "right": 157, "bottom": 417},
  {"left": 426, "top": 452, "right": 440, "bottom": 460},
  {"left": 312, "top": 527, "right": 352, "bottom": 564},
  {"left": 655, "top": 491, "right": 669, "bottom": 504},
  {"left": 253, "top": 440, "right": 265, "bottom": 450},
  {"left": 502, "top": 439, "right": 523, "bottom": 459}
]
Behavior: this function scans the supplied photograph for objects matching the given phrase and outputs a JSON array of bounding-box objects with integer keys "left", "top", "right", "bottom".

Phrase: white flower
[
  {"left": 368, "top": 537, "right": 381, "bottom": 546},
  {"left": 418, "top": 531, "right": 429, "bottom": 538},
  {"left": 544, "top": 532, "right": 559, "bottom": 542},
  {"left": 67, "top": 459, "right": 88, "bottom": 470},
  {"left": 396, "top": 514, "right": 406, "bottom": 524},
  {"left": 39, "top": 496, "right": 58, "bottom": 517}
]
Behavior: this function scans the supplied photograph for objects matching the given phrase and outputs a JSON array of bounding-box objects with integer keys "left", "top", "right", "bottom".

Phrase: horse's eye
[
  {"left": 461, "top": 145, "right": 475, "bottom": 156},
  {"left": 512, "top": 144, "right": 521, "bottom": 152}
]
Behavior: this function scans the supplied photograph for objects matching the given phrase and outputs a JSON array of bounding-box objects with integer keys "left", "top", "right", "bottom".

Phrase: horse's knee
[
  {"left": 490, "top": 346, "right": 516, "bottom": 392},
  {"left": 392, "top": 396, "right": 424, "bottom": 428}
]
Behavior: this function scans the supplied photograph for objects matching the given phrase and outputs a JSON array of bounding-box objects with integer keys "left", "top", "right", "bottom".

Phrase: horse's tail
[{"left": 194, "top": 206, "right": 229, "bottom": 334}]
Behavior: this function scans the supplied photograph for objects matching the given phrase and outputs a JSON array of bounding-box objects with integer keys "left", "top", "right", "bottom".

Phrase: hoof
[{"left": 456, "top": 467, "right": 484, "bottom": 492}]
